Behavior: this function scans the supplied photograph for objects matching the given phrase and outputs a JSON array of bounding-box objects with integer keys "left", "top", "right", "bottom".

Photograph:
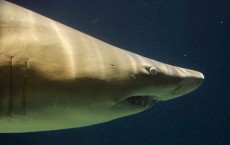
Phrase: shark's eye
[{"left": 149, "top": 67, "right": 158, "bottom": 75}]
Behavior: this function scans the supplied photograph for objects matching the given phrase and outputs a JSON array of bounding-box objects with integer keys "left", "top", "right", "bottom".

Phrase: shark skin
[{"left": 0, "top": 1, "right": 204, "bottom": 133}]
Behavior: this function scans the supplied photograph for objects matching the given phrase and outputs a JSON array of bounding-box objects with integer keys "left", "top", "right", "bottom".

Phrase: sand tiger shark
[{"left": 0, "top": 1, "right": 204, "bottom": 133}]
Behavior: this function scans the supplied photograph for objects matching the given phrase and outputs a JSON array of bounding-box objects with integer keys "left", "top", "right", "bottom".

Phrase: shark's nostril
[{"left": 174, "top": 84, "right": 183, "bottom": 94}]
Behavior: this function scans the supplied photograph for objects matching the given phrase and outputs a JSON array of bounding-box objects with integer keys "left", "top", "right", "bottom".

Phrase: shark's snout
[{"left": 173, "top": 71, "right": 204, "bottom": 98}]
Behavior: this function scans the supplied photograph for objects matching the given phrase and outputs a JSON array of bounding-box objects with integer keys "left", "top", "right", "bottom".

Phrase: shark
[{"left": 0, "top": 1, "right": 204, "bottom": 133}]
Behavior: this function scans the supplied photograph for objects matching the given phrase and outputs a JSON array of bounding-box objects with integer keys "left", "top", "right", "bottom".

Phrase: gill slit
[
  {"left": 9, "top": 57, "right": 13, "bottom": 116},
  {"left": 22, "top": 59, "right": 28, "bottom": 115}
]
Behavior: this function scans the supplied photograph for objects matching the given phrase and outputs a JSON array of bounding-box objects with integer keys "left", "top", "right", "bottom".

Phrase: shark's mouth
[{"left": 125, "top": 96, "right": 160, "bottom": 108}]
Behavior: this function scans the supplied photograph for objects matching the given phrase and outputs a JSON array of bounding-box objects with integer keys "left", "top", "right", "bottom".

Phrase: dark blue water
[{"left": 1, "top": 0, "right": 229, "bottom": 145}]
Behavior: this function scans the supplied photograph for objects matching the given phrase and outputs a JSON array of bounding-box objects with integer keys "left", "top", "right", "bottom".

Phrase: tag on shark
[{"left": 0, "top": 1, "right": 204, "bottom": 132}]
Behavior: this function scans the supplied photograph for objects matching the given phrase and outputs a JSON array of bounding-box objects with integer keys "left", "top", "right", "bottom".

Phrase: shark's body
[{"left": 0, "top": 1, "right": 204, "bottom": 133}]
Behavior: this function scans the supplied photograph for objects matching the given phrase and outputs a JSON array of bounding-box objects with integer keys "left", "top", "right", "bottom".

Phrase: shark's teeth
[{"left": 127, "top": 96, "right": 160, "bottom": 107}]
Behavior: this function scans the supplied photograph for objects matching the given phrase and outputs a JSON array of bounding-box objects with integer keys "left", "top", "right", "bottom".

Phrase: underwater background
[{"left": 1, "top": 0, "right": 229, "bottom": 145}]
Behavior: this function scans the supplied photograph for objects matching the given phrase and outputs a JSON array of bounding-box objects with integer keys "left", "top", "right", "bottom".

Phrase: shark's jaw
[
  {"left": 116, "top": 95, "right": 161, "bottom": 109},
  {"left": 126, "top": 96, "right": 160, "bottom": 107}
]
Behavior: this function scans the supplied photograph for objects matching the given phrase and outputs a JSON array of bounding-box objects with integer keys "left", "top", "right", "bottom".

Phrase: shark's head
[
  {"left": 74, "top": 50, "right": 204, "bottom": 124},
  {"left": 93, "top": 54, "right": 205, "bottom": 118}
]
